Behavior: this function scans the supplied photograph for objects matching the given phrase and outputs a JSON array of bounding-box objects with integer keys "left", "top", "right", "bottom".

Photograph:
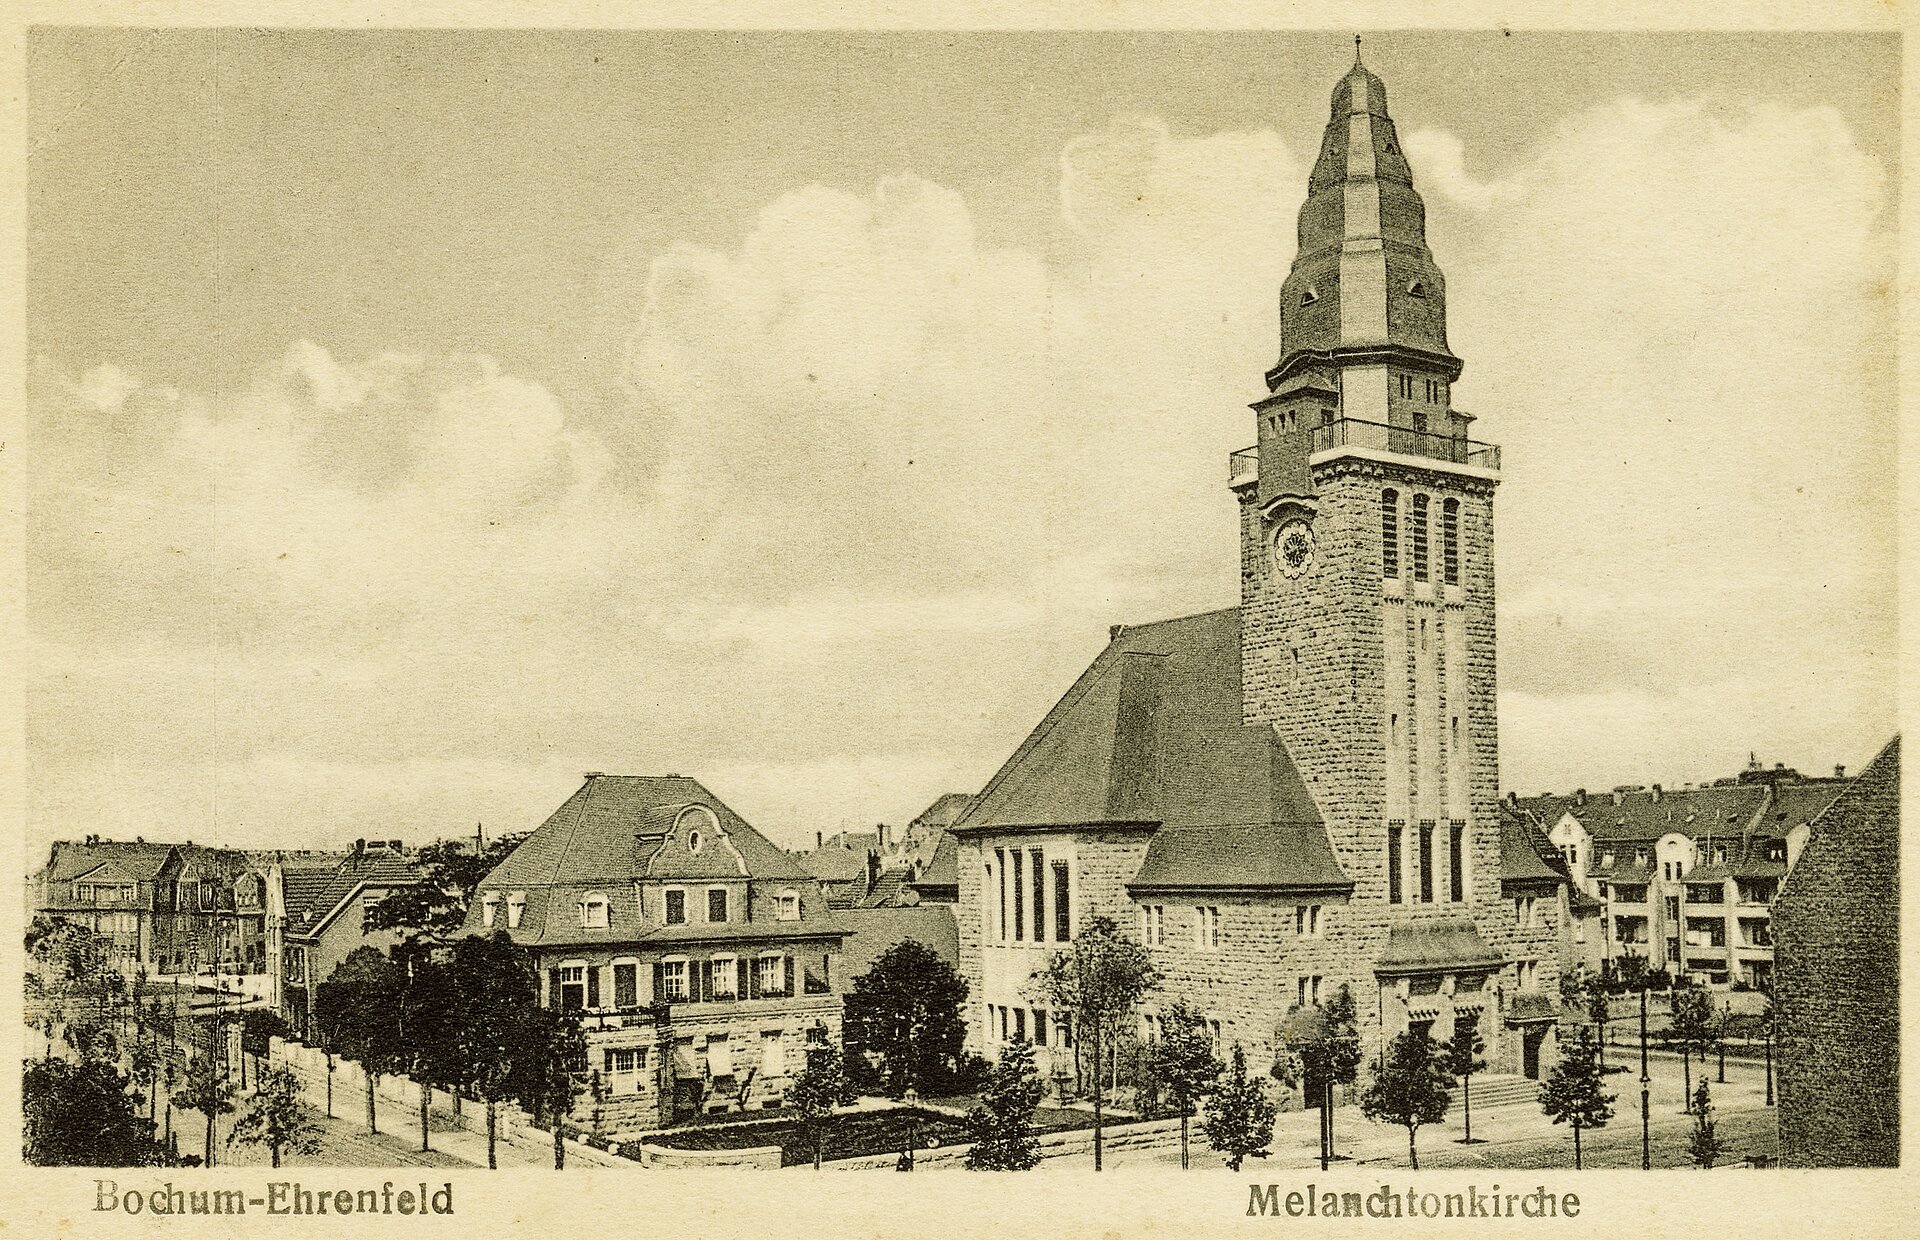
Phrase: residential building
[
  {"left": 1775, "top": 737, "right": 1900, "bottom": 1167},
  {"left": 1515, "top": 764, "right": 1851, "bottom": 990},
  {"left": 272, "top": 842, "right": 424, "bottom": 1037},
  {"left": 466, "top": 774, "right": 848, "bottom": 1133},
  {"left": 31, "top": 837, "right": 274, "bottom": 979},
  {"left": 30, "top": 837, "right": 179, "bottom": 973},
  {"left": 953, "top": 56, "right": 1583, "bottom": 1094}
]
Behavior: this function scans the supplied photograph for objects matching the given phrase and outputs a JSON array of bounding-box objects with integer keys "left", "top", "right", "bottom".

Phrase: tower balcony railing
[{"left": 1229, "top": 417, "right": 1501, "bottom": 483}]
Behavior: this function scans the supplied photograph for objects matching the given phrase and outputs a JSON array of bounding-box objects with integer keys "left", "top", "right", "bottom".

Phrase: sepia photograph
[{"left": 12, "top": 13, "right": 1907, "bottom": 1229}]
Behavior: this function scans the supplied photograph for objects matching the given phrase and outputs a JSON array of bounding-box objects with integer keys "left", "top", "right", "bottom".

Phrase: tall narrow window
[
  {"left": 1052, "top": 862, "right": 1071, "bottom": 941},
  {"left": 1381, "top": 489, "right": 1400, "bottom": 578},
  {"left": 1411, "top": 494, "right": 1430, "bottom": 582},
  {"left": 995, "top": 849, "right": 1008, "bottom": 943},
  {"left": 1449, "top": 821, "right": 1466, "bottom": 902},
  {"left": 1012, "top": 849, "right": 1025, "bottom": 942},
  {"left": 1388, "top": 823, "right": 1405, "bottom": 904},
  {"left": 1418, "top": 820, "right": 1435, "bottom": 903},
  {"left": 1442, "top": 498, "right": 1460, "bottom": 585},
  {"left": 1030, "top": 849, "right": 1046, "bottom": 944}
]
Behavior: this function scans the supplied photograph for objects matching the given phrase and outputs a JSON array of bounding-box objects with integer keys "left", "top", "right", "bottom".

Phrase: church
[{"left": 951, "top": 55, "right": 1585, "bottom": 1095}]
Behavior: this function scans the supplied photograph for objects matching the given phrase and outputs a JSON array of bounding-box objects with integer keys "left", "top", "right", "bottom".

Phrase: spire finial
[{"left": 1354, "top": 34, "right": 1363, "bottom": 65}]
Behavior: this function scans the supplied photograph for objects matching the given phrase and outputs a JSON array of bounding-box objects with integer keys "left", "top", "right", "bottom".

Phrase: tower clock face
[{"left": 1272, "top": 520, "right": 1315, "bottom": 578}]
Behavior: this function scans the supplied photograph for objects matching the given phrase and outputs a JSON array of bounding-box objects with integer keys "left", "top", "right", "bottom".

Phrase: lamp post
[
  {"left": 1717, "top": 1002, "right": 1729, "bottom": 1084},
  {"left": 1638, "top": 982, "right": 1651, "bottom": 1171}
]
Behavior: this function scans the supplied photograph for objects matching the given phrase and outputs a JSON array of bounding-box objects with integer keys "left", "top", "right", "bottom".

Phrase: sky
[{"left": 24, "top": 29, "right": 1900, "bottom": 857}]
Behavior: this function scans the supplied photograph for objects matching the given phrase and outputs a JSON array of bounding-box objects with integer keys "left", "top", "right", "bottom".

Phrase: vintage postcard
[{"left": 5, "top": 5, "right": 1912, "bottom": 1237}]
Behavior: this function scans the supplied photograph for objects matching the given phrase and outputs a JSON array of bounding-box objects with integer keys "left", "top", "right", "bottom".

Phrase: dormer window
[
  {"left": 506, "top": 892, "right": 525, "bottom": 928},
  {"left": 1300, "top": 284, "right": 1320, "bottom": 306},
  {"left": 776, "top": 891, "right": 801, "bottom": 922},
  {"left": 1406, "top": 278, "right": 1427, "bottom": 298},
  {"left": 579, "top": 893, "right": 610, "bottom": 930},
  {"left": 481, "top": 892, "right": 501, "bottom": 928}
]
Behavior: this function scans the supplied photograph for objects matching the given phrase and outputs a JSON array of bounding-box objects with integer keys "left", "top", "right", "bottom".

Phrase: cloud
[{"left": 26, "top": 92, "right": 1895, "bottom": 855}]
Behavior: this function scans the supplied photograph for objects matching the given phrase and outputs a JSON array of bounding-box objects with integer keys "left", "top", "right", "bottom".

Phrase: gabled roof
[
  {"left": 1499, "top": 810, "right": 1565, "bottom": 885},
  {"left": 910, "top": 793, "right": 976, "bottom": 832},
  {"left": 1516, "top": 785, "right": 1769, "bottom": 844},
  {"left": 913, "top": 832, "right": 959, "bottom": 890},
  {"left": 799, "top": 843, "right": 871, "bottom": 884},
  {"left": 859, "top": 866, "right": 914, "bottom": 908},
  {"left": 285, "top": 854, "right": 423, "bottom": 941},
  {"left": 1757, "top": 781, "right": 1849, "bottom": 837},
  {"left": 483, "top": 775, "right": 811, "bottom": 891},
  {"left": 41, "top": 840, "right": 177, "bottom": 884}
]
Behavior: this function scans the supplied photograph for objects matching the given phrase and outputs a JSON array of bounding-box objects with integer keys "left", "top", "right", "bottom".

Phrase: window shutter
[
  {"left": 784, "top": 956, "right": 795, "bottom": 997},
  {"left": 690, "top": 961, "right": 704, "bottom": 1004},
  {"left": 748, "top": 961, "right": 762, "bottom": 1000},
  {"left": 547, "top": 967, "right": 561, "bottom": 1008},
  {"left": 586, "top": 965, "right": 600, "bottom": 1009},
  {"left": 652, "top": 962, "right": 665, "bottom": 1004}
]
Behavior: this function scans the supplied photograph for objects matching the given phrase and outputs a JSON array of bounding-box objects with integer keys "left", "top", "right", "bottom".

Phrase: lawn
[{"left": 645, "top": 1107, "right": 974, "bottom": 1167}]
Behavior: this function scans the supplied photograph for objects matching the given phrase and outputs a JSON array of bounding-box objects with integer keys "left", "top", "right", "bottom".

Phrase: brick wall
[{"left": 1773, "top": 737, "right": 1899, "bottom": 1167}]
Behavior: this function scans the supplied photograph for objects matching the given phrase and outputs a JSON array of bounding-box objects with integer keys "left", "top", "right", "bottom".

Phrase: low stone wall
[
  {"left": 635, "top": 1141, "right": 785, "bottom": 1169},
  {"left": 819, "top": 1116, "right": 1183, "bottom": 1171}
]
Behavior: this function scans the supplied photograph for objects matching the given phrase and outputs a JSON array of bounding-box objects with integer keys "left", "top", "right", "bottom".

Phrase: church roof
[
  {"left": 952, "top": 608, "right": 1347, "bottom": 894},
  {"left": 1374, "top": 917, "right": 1504, "bottom": 977}
]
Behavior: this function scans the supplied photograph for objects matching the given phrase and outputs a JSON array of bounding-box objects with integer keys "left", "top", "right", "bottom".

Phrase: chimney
[
  {"left": 1575, "top": 789, "right": 1587, "bottom": 806},
  {"left": 815, "top": 831, "right": 823, "bottom": 850},
  {"left": 866, "top": 850, "right": 880, "bottom": 891},
  {"left": 1835, "top": 764, "right": 1846, "bottom": 779},
  {"left": 1611, "top": 790, "right": 1623, "bottom": 806},
  {"left": 389, "top": 839, "right": 402, "bottom": 853},
  {"left": 1505, "top": 791, "right": 1517, "bottom": 809},
  {"left": 1651, "top": 784, "right": 1662, "bottom": 803},
  {"left": 1110, "top": 624, "right": 1128, "bottom": 642},
  {"left": 353, "top": 838, "right": 365, "bottom": 858}
]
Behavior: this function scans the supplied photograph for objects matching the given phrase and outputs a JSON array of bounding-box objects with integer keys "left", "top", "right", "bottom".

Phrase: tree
[
  {"left": 397, "top": 953, "right": 464, "bottom": 1152},
  {"left": 1144, "top": 1001, "right": 1223, "bottom": 1169},
  {"left": 1586, "top": 984, "right": 1613, "bottom": 1073},
  {"left": 1668, "top": 988, "right": 1715, "bottom": 1111},
  {"left": 1360, "top": 1027, "right": 1454, "bottom": 1169},
  {"left": 443, "top": 932, "right": 546, "bottom": 1169},
  {"left": 240, "top": 1008, "right": 290, "bottom": 1085},
  {"left": 965, "top": 1040, "right": 1046, "bottom": 1170},
  {"left": 1446, "top": 1016, "right": 1488, "bottom": 1144},
  {"left": 228, "top": 1065, "right": 323, "bottom": 1168},
  {"left": 171, "top": 1052, "right": 237, "bottom": 1168},
  {"left": 842, "top": 940, "right": 972, "bottom": 1099},
  {"left": 365, "top": 832, "right": 528, "bottom": 937},
  {"left": 789, "top": 1026, "right": 849, "bottom": 1170},
  {"left": 1539, "top": 1027, "right": 1614, "bottom": 1168},
  {"left": 514, "top": 1008, "right": 586, "bottom": 1170},
  {"left": 28, "top": 918, "right": 120, "bottom": 1061},
  {"left": 1688, "top": 1080, "right": 1725, "bottom": 1169},
  {"left": 1273, "top": 985, "right": 1364, "bottom": 1169},
  {"left": 127, "top": 1037, "right": 161, "bottom": 1127},
  {"left": 1202, "top": 1044, "right": 1277, "bottom": 1171},
  {"left": 315, "top": 946, "right": 408, "bottom": 1135},
  {"left": 24, "top": 1057, "right": 172, "bottom": 1166},
  {"left": 1028, "top": 915, "right": 1161, "bottom": 1170}
]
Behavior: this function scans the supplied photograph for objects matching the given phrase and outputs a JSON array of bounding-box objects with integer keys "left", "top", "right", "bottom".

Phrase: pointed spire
[{"left": 1354, "top": 34, "right": 1363, "bottom": 66}]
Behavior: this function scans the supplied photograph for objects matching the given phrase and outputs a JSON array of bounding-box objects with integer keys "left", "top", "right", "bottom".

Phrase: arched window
[
  {"left": 1411, "top": 493, "right": 1430, "bottom": 582},
  {"left": 1442, "top": 498, "right": 1460, "bottom": 585},
  {"left": 776, "top": 890, "right": 801, "bottom": 922},
  {"left": 1381, "top": 489, "right": 1400, "bottom": 578}
]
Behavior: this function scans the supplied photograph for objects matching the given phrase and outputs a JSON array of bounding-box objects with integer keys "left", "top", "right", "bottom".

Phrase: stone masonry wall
[{"left": 1773, "top": 738, "right": 1899, "bottom": 1167}]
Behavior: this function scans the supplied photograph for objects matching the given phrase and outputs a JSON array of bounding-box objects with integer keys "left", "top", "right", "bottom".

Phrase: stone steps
[{"left": 1454, "top": 1074, "right": 1542, "bottom": 1111}]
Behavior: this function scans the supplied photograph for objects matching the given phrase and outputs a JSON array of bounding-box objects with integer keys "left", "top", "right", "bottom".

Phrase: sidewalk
[{"left": 1052, "top": 1053, "right": 1773, "bottom": 1172}]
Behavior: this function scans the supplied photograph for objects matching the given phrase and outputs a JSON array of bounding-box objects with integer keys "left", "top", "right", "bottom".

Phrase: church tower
[{"left": 1235, "top": 53, "right": 1550, "bottom": 1071}]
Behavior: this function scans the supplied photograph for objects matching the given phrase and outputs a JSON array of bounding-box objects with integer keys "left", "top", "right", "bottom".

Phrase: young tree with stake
[
  {"left": 1145, "top": 1000, "right": 1223, "bottom": 1169},
  {"left": 1028, "top": 915, "right": 1161, "bottom": 1171},
  {"left": 1360, "top": 1027, "right": 1455, "bottom": 1170},
  {"left": 1667, "top": 987, "right": 1715, "bottom": 1112},
  {"left": 1446, "top": 1016, "right": 1488, "bottom": 1144},
  {"left": 1539, "top": 1027, "right": 1614, "bottom": 1168},
  {"left": 1203, "top": 1044, "right": 1277, "bottom": 1171},
  {"left": 171, "top": 1052, "right": 236, "bottom": 1168},
  {"left": 789, "top": 1024, "right": 848, "bottom": 1170},
  {"left": 965, "top": 1040, "right": 1046, "bottom": 1170},
  {"left": 1688, "top": 1080, "right": 1725, "bottom": 1168},
  {"left": 228, "top": 1065, "right": 323, "bottom": 1168}
]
